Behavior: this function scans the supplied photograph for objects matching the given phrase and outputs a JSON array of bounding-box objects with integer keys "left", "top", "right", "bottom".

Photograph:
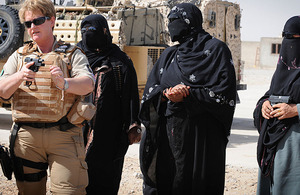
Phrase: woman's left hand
[
  {"left": 50, "top": 65, "right": 65, "bottom": 89},
  {"left": 128, "top": 126, "right": 142, "bottom": 145},
  {"left": 270, "top": 103, "right": 298, "bottom": 120}
]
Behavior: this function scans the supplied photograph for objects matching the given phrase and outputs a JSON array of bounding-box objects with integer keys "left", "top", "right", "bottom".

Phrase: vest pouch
[{"left": 67, "top": 95, "right": 96, "bottom": 127}]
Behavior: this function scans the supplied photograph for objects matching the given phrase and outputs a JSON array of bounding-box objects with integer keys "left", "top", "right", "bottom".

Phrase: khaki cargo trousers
[{"left": 12, "top": 124, "right": 88, "bottom": 195}]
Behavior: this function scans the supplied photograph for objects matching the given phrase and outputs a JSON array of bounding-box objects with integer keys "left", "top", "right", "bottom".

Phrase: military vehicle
[{"left": 0, "top": 0, "right": 246, "bottom": 107}]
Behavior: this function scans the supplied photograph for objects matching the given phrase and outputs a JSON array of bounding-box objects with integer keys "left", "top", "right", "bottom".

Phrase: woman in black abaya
[
  {"left": 139, "top": 3, "right": 237, "bottom": 195},
  {"left": 77, "top": 14, "right": 141, "bottom": 195},
  {"left": 254, "top": 16, "right": 300, "bottom": 194}
]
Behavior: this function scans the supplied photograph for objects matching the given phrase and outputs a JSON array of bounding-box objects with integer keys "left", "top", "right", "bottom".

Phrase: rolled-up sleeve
[
  {"left": 70, "top": 49, "right": 95, "bottom": 84},
  {"left": 0, "top": 51, "right": 19, "bottom": 80}
]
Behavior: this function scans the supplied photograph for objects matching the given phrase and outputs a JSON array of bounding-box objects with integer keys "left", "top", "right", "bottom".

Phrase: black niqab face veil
[
  {"left": 80, "top": 14, "right": 112, "bottom": 51},
  {"left": 269, "top": 16, "right": 300, "bottom": 98},
  {"left": 77, "top": 14, "right": 125, "bottom": 69},
  {"left": 168, "top": 3, "right": 203, "bottom": 42},
  {"left": 77, "top": 14, "right": 133, "bottom": 70}
]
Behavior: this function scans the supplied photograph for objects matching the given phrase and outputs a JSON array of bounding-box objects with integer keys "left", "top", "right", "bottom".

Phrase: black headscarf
[
  {"left": 167, "top": 3, "right": 203, "bottom": 42},
  {"left": 77, "top": 14, "right": 131, "bottom": 69},
  {"left": 269, "top": 16, "right": 300, "bottom": 97},
  {"left": 254, "top": 16, "right": 300, "bottom": 176}
]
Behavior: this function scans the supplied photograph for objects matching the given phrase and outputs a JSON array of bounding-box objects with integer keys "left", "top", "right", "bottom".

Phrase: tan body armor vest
[{"left": 12, "top": 41, "right": 78, "bottom": 122}]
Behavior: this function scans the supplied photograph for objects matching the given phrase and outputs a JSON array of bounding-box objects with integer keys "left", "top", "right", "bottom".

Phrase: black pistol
[
  {"left": 269, "top": 95, "right": 290, "bottom": 106},
  {"left": 24, "top": 57, "right": 45, "bottom": 87},
  {"left": 24, "top": 57, "right": 45, "bottom": 72},
  {"left": 0, "top": 145, "right": 13, "bottom": 180}
]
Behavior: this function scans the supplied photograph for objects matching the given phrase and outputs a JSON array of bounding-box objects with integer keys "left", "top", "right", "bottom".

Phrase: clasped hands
[
  {"left": 163, "top": 84, "right": 190, "bottom": 102},
  {"left": 261, "top": 100, "right": 298, "bottom": 120}
]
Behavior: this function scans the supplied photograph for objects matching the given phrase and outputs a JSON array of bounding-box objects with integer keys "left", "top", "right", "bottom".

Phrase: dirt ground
[
  {"left": 0, "top": 155, "right": 258, "bottom": 195},
  {"left": 120, "top": 157, "right": 259, "bottom": 195},
  {"left": 120, "top": 157, "right": 258, "bottom": 195}
]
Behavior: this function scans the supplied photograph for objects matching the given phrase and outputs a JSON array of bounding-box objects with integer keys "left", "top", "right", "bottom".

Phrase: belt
[
  {"left": 22, "top": 121, "right": 61, "bottom": 128},
  {"left": 20, "top": 117, "right": 75, "bottom": 131}
]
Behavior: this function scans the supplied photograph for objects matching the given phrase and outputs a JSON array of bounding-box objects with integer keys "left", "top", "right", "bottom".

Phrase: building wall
[
  {"left": 241, "top": 41, "right": 260, "bottom": 68},
  {"left": 259, "top": 37, "right": 282, "bottom": 69},
  {"left": 241, "top": 37, "right": 283, "bottom": 69}
]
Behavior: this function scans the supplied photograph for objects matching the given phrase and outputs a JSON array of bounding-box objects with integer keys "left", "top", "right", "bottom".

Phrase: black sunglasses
[
  {"left": 81, "top": 26, "right": 97, "bottom": 34},
  {"left": 24, "top": 16, "right": 50, "bottom": 28},
  {"left": 282, "top": 31, "right": 300, "bottom": 39}
]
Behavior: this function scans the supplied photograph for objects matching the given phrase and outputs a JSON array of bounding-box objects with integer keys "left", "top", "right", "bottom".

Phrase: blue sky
[{"left": 235, "top": 0, "right": 299, "bottom": 41}]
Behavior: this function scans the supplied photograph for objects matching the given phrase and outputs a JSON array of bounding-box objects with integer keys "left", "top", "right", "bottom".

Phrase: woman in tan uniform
[{"left": 0, "top": 0, "right": 94, "bottom": 194}]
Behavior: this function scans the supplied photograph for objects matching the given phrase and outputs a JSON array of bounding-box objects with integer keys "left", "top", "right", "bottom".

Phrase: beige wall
[
  {"left": 241, "top": 41, "right": 260, "bottom": 68},
  {"left": 242, "top": 37, "right": 282, "bottom": 69},
  {"left": 259, "top": 37, "right": 282, "bottom": 69}
]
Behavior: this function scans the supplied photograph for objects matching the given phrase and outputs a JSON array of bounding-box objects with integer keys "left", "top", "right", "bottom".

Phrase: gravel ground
[
  {"left": 119, "top": 157, "right": 259, "bottom": 195},
  {"left": 0, "top": 156, "right": 258, "bottom": 195}
]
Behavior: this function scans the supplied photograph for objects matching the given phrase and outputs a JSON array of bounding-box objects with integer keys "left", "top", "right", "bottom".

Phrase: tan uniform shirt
[{"left": 0, "top": 40, "right": 94, "bottom": 83}]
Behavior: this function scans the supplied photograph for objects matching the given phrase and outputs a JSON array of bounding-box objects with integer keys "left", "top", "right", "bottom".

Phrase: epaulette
[
  {"left": 54, "top": 40, "right": 78, "bottom": 54},
  {"left": 54, "top": 40, "right": 72, "bottom": 53},
  {"left": 17, "top": 41, "right": 39, "bottom": 55}
]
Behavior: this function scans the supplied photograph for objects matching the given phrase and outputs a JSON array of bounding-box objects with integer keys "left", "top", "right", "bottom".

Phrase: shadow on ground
[
  {"left": 227, "top": 117, "right": 259, "bottom": 148},
  {"left": 227, "top": 133, "right": 258, "bottom": 148},
  {"left": 231, "top": 117, "right": 256, "bottom": 131}
]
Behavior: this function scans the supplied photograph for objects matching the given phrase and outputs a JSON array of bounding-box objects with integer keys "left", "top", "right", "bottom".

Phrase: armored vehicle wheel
[{"left": 0, "top": 5, "right": 24, "bottom": 59}]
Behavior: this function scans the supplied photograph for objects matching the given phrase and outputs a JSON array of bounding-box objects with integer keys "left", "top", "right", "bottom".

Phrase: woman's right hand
[
  {"left": 261, "top": 100, "right": 274, "bottom": 119},
  {"left": 19, "top": 61, "right": 36, "bottom": 82}
]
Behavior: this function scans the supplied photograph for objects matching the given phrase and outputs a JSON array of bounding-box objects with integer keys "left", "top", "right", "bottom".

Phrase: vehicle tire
[{"left": 0, "top": 5, "right": 24, "bottom": 59}]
